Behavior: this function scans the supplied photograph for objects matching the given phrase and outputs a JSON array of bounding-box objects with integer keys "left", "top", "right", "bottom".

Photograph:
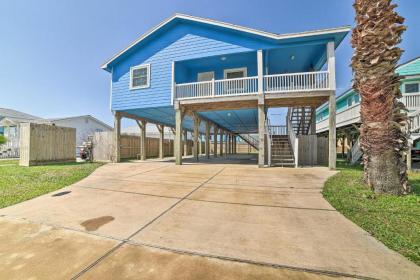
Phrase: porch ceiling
[
  {"left": 121, "top": 106, "right": 259, "bottom": 134},
  {"left": 199, "top": 108, "right": 258, "bottom": 134}
]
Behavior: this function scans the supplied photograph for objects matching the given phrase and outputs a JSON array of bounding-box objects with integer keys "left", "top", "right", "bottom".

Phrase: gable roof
[
  {"left": 396, "top": 56, "right": 420, "bottom": 76},
  {"left": 37, "top": 115, "right": 113, "bottom": 130},
  {"left": 0, "top": 108, "right": 41, "bottom": 121},
  {"left": 101, "top": 13, "right": 350, "bottom": 72}
]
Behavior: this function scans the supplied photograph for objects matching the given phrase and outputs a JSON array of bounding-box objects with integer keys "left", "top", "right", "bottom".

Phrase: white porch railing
[
  {"left": 175, "top": 71, "right": 330, "bottom": 100},
  {"left": 264, "top": 71, "right": 329, "bottom": 93},
  {"left": 402, "top": 94, "right": 420, "bottom": 110},
  {"left": 269, "top": 125, "right": 287, "bottom": 135},
  {"left": 409, "top": 110, "right": 420, "bottom": 132},
  {"left": 175, "top": 76, "right": 258, "bottom": 99},
  {"left": 214, "top": 76, "right": 258, "bottom": 96},
  {"left": 316, "top": 104, "right": 361, "bottom": 133}
]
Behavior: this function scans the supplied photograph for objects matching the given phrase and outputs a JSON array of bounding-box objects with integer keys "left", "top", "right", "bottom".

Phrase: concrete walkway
[{"left": 0, "top": 155, "right": 419, "bottom": 279}]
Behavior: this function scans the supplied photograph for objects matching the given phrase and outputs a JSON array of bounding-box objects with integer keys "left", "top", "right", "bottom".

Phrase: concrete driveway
[{"left": 0, "top": 155, "right": 419, "bottom": 279}]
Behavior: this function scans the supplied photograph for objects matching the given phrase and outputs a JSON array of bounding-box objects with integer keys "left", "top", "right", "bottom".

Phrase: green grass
[
  {"left": 0, "top": 160, "right": 103, "bottom": 209},
  {"left": 323, "top": 161, "right": 420, "bottom": 265}
]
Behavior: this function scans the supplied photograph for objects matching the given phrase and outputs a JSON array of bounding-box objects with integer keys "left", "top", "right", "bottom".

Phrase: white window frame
[
  {"left": 197, "top": 71, "right": 215, "bottom": 82},
  {"left": 130, "top": 63, "right": 151, "bottom": 90},
  {"left": 404, "top": 82, "right": 420, "bottom": 94},
  {"left": 223, "top": 67, "right": 247, "bottom": 79}
]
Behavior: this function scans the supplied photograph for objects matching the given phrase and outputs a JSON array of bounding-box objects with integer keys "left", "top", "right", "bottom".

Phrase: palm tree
[{"left": 351, "top": 0, "right": 410, "bottom": 194}]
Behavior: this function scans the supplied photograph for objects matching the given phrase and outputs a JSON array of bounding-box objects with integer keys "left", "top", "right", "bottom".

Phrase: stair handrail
[
  {"left": 265, "top": 118, "right": 273, "bottom": 167},
  {"left": 350, "top": 137, "right": 363, "bottom": 165},
  {"left": 287, "top": 108, "right": 298, "bottom": 167},
  {"left": 409, "top": 109, "right": 420, "bottom": 133},
  {"left": 238, "top": 133, "right": 259, "bottom": 150}
]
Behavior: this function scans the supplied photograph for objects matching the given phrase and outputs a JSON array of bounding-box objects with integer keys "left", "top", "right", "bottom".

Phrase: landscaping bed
[
  {"left": 0, "top": 160, "right": 103, "bottom": 208},
  {"left": 323, "top": 161, "right": 420, "bottom": 265}
]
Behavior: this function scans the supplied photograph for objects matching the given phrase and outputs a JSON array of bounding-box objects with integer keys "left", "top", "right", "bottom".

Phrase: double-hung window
[
  {"left": 130, "top": 64, "right": 150, "bottom": 90},
  {"left": 405, "top": 83, "right": 419, "bottom": 94}
]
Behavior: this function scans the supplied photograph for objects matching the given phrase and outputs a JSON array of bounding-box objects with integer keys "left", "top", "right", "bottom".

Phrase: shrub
[{"left": 0, "top": 134, "right": 7, "bottom": 145}]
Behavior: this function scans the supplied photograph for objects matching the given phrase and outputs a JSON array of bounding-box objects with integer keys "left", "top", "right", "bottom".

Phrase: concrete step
[
  {"left": 271, "top": 162, "right": 295, "bottom": 167},
  {"left": 272, "top": 157, "right": 294, "bottom": 162}
]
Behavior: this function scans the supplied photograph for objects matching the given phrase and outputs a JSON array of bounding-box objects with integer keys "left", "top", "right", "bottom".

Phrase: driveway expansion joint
[
  {"left": 71, "top": 167, "right": 226, "bottom": 279},
  {"left": 125, "top": 240, "right": 379, "bottom": 280}
]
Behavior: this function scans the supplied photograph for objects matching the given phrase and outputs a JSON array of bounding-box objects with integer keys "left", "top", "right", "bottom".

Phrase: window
[
  {"left": 224, "top": 67, "right": 247, "bottom": 79},
  {"left": 130, "top": 64, "right": 150, "bottom": 89},
  {"left": 354, "top": 93, "right": 360, "bottom": 104},
  {"left": 223, "top": 68, "right": 247, "bottom": 93},
  {"left": 405, "top": 83, "right": 419, "bottom": 93},
  {"left": 347, "top": 97, "right": 353, "bottom": 107},
  {"left": 197, "top": 71, "right": 214, "bottom": 82}
]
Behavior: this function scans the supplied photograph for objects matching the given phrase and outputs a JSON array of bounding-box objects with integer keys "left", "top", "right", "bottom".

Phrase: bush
[{"left": 0, "top": 135, "right": 7, "bottom": 145}]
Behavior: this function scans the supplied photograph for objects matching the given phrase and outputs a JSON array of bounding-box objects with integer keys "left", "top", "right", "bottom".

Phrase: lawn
[
  {"left": 323, "top": 161, "right": 420, "bottom": 265},
  {"left": 0, "top": 160, "right": 103, "bottom": 209}
]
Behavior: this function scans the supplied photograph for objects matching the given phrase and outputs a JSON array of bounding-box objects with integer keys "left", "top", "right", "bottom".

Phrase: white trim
[
  {"left": 101, "top": 13, "right": 351, "bottom": 70},
  {"left": 223, "top": 67, "right": 247, "bottom": 79},
  {"left": 110, "top": 67, "right": 113, "bottom": 111},
  {"left": 171, "top": 61, "right": 175, "bottom": 106},
  {"left": 403, "top": 75, "right": 420, "bottom": 80},
  {"left": 130, "top": 63, "right": 151, "bottom": 90},
  {"left": 197, "top": 71, "right": 215, "bottom": 82}
]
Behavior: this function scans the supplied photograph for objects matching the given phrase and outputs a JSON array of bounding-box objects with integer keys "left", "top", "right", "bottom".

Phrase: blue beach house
[{"left": 102, "top": 14, "right": 350, "bottom": 168}]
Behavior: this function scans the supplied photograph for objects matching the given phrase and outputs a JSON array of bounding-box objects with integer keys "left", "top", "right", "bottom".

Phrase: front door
[{"left": 224, "top": 67, "right": 247, "bottom": 93}]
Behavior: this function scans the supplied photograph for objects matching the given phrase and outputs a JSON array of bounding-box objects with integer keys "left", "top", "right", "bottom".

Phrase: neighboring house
[
  {"left": 102, "top": 14, "right": 350, "bottom": 167},
  {"left": 0, "top": 108, "right": 42, "bottom": 137},
  {"left": 36, "top": 115, "right": 112, "bottom": 154},
  {"left": 0, "top": 108, "right": 42, "bottom": 158},
  {"left": 316, "top": 57, "right": 420, "bottom": 145},
  {"left": 0, "top": 109, "right": 112, "bottom": 158}
]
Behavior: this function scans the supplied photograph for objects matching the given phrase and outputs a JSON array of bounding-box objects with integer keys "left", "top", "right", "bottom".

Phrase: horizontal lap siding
[
  {"left": 397, "top": 58, "right": 420, "bottom": 76},
  {"left": 111, "top": 24, "right": 268, "bottom": 111}
]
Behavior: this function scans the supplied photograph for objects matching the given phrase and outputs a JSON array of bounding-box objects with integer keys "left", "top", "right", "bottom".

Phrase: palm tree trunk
[{"left": 352, "top": 0, "right": 410, "bottom": 194}]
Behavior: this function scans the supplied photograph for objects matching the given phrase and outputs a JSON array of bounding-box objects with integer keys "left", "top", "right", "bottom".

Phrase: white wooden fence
[{"left": 0, "top": 136, "right": 19, "bottom": 159}]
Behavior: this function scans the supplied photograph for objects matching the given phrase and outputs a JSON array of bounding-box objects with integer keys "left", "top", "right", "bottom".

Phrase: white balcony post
[
  {"left": 257, "top": 49, "right": 266, "bottom": 167},
  {"left": 171, "top": 61, "right": 176, "bottom": 104},
  {"left": 327, "top": 41, "right": 336, "bottom": 170},
  {"left": 211, "top": 78, "right": 215, "bottom": 97},
  {"left": 257, "top": 50, "right": 264, "bottom": 96},
  {"left": 175, "top": 103, "right": 183, "bottom": 165},
  {"left": 327, "top": 41, "right": 336, "bottom": 91}
]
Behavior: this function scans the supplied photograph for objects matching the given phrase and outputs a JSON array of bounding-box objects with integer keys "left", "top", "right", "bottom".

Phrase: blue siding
[{"left": 112, "top": 23, "right": 277, "bottom": 111}]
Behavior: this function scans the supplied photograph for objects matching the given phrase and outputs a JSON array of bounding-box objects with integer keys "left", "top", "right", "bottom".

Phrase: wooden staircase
[
  {"left": 237, "top": 133, "right": 259, "bottom": 150},
  {"left": 270, "top": 135, "right": 295, "bottom": 167},
  {"left": 290, "top": 107, "right": 314, "bottom": 135}
]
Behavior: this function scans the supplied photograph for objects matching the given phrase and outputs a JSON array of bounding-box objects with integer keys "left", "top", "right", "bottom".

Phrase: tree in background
[
  {"left": 352, "top": 0, "right": 410, "bottom": 194},
  {"left": 0, "top": 135, "right": 6, "bottom": 145}
]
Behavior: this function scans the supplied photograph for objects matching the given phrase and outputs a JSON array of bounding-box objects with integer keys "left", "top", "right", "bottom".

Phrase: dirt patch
[{"left": 81, "top": 216, "right": 115, "bottom": 231}]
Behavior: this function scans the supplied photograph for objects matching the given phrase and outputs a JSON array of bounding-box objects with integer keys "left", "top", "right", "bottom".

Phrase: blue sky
[{"left": 0, "top": 0, "right": 419, "bottom": 127}]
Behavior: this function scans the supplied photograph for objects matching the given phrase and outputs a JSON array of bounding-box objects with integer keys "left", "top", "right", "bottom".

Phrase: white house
[
  {"left": 36, "top": 115, "right": 112, "bottom": 154},
  {"left": 0, "top": 109, "right": 112, "bottom": 158}
]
